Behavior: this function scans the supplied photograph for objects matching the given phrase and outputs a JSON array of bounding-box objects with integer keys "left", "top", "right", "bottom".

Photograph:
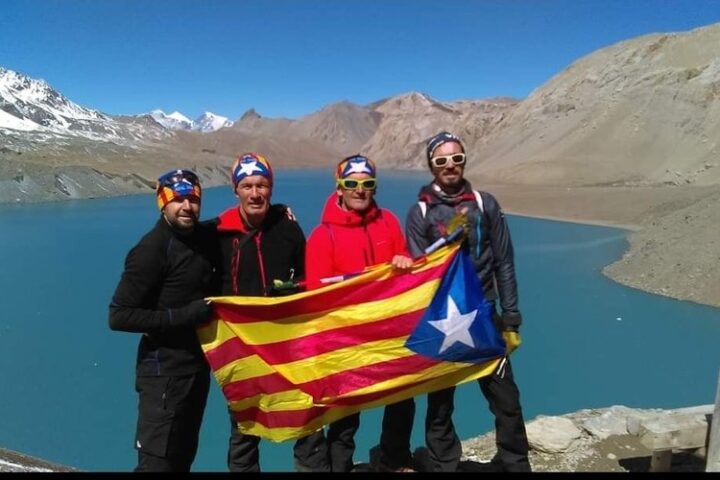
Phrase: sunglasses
[
  {"left": 430, "top": 153, "right": 466, "bottom": 168},
  {"left": 157, "top": 170, "right": 199, "bottom": 188},
  {"left": 156, "top": 170, "right": 201, "bottom": 197},
  {"left": 337, "top": 178, "right": 377, "bottom": 191}
]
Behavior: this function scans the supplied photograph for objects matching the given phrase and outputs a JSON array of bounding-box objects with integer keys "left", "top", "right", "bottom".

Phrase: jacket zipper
[
  {"left": 231, "top": 237, "right": 240, "bottom": 295},
  {"left": 254, "top": 233, "right": 268, "bottom": 296},
  {"left": 363, "top": 222, "right": 375, "bottom": 266}
]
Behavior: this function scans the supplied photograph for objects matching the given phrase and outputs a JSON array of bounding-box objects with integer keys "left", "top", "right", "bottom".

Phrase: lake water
[{"left": 0, "top": 169, "right": 718, "bottom": 471}]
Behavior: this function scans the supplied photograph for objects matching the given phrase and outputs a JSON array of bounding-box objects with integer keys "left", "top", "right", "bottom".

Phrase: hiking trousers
[
  {"left": 134, "top": 371, "right": 210, "bottom": 472},
  {"left": 425, "top": 359, "right": 531, "bottom": 472},
  {"left": 227, "top": 413, "right": 330, "bottom": 472},
  {"left": 327, "top": 399, "right": 416, "bottom": 472},
  {"left": 378, "top": 398, "right": 416, "bottom": 469}
]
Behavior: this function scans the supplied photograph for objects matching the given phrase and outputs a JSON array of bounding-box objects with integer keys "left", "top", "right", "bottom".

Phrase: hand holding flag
[{"left": 198, "top": 240, "right": 504, "bottom": 441}]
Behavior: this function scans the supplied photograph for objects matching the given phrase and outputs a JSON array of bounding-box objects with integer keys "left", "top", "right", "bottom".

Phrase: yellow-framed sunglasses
[{"left": 337, "top": 178, "right": 378, "bottom": 191}]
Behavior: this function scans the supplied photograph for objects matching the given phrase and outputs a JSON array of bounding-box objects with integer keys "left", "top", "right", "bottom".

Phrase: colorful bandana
[
  {"left": 335, "top": 154, "right": 377, "bottom": 180},
  {"left": 232, "top": 152, "right": 273, "bottom": 187},
  {"left": 155, "top": 169, "right": 202, "bottom": 211},
  {"left": 425, "top": 131, "right": 465, "bottom": 164}
]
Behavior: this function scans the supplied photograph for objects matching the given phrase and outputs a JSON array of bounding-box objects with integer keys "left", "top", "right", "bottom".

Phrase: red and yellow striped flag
[{"left": 198, "top": 244, "right": 506, "bottom": 441}]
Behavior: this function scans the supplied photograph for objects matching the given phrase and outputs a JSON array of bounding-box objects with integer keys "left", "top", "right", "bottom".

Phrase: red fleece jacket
[{"left": 305, "top": 194, "right": 408, "bottom": 289}]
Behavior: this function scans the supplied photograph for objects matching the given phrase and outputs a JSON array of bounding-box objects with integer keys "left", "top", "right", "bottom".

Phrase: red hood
[
  {"left": 216, "top": 206, "right": 251, "bottom": 233},
  {"left": 319, "top": 193, "right": 381, "bottom": 227}
]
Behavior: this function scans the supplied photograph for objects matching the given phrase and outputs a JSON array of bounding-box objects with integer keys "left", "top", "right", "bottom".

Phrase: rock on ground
[{"left": 460, "top": 405, "right": 710, "bottom": 472}]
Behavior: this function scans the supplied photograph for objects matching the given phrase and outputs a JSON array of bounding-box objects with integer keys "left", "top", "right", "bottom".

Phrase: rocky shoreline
[
  {"left": 470, "top": 179, "right": 720, "bottom": 309},
  {"left": 2, "top": 404, "right": 712, "bottom": 472},
  {"left": 460, "top": 404, "right": 712, "bottom": 472}
]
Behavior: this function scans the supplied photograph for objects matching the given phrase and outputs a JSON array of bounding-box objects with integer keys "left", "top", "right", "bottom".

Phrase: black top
[
  {"left": 213, "top": 204, "right": 305, "bottom": 296},
  {"left": 109, "top": 218, "right": 220, "bottom": 376}
]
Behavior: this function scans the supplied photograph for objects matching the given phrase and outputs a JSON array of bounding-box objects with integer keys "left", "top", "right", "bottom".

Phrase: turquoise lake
[{"left": 0, "top": 169, "right": 718, "bottom": 471}]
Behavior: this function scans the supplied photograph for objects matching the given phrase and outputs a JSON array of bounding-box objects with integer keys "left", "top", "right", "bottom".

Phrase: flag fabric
[{"left": 198, "top": 244, "right": 506, "bottom": 442}]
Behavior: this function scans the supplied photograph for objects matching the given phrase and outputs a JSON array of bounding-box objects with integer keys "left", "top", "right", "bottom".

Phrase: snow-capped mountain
[
  {"left": 0, "top": 67, "right": 116, "bottom": 138},
  {"left": 0, "top": 67, "right": 229, "bottom": 146},
  {"left": 148, "top": 109, "right": 194, "bottom": 130},
  {"left": 148, "top": 109, "right": 233, "bottom": 132},
  {"left": 193, "top": 111, "right": 233, "bottom": 132}
]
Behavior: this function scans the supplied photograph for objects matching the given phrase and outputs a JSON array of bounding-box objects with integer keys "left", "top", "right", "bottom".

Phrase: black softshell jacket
[
  {"left": 214, "top": 204, "right": 305, "bottom": 296},
  {"left": 109, "top": 218, "right": 219, "bottom": 376}
]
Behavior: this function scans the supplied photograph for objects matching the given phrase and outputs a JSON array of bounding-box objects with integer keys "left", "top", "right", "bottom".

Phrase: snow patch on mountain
[
  {"left": 147, "top": 109, "right": 233, "bottom": 132},
  {"left": 149, "top": 110, "right": 194, "bottom": 130},
  {"left": 0, "top": 67, "right": 126, "bottom": 141},
  {"left": 0, "top": 108, "right": 39, "bottom": 131},
  {"left": 193, "top": 111, "right": 233, "bottom": 132}
]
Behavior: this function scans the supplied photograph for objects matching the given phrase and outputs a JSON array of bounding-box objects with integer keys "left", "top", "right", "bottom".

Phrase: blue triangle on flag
[{"left": 406, "top": 250, "right": 506, "bottom": 363}]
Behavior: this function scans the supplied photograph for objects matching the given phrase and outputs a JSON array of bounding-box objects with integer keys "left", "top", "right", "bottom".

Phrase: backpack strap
[
  {"left": 473, "top": 191, "right": 485, "bottom": 258},
  {"left": 418, "top": 201, "right": 428, "bottom": 218},
  {"left": 418, "top": 190, "right": 483, "bottom": 218},
  {"left": 473, "top": 190, "right": 484, "bottom": 214}
]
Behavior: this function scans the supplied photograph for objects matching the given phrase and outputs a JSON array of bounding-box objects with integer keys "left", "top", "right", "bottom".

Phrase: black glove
[
  {"left": 500, "top": 312, "right": 522, "bottom": 331},
  {"left": 169, "top": 299, "right": 212, "bottom": 328}
]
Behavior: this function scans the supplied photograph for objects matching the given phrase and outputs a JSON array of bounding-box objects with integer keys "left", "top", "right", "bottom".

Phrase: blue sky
[{"left": 2, "top": 0, "right": 719, "bottom": 120}]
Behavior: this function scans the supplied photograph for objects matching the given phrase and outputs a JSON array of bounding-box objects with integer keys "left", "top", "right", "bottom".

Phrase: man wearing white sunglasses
[{"left": 404, "top": 132, "right": 531, "bottom": 472}]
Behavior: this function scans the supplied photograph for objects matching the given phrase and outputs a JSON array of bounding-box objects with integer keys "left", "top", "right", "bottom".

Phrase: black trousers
[
  {"left": 327, "top": 399, "right": 416, "bottom": 472},
  {"left": 425, "top": 359, "right": 530, "bottom": 472},
  {"left": 227, "top": 413, "right": 330, "bottom": 472},
  {"left": 378, "top": 398, "right": 416, "bottom": 469},
  {"left": 134, "top": 371, "right": 210, "bottom": 472}
]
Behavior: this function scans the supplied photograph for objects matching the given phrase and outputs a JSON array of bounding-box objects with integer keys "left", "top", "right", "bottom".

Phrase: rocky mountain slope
[
  {"left": 469, "top": 23, "right": 720, "bottom": 187},
  {"left": 4, "top": 23, "right": 720, "bottom": 195},
  {"left": 1, "top": 23, "right": 719, "bottom": 309}
]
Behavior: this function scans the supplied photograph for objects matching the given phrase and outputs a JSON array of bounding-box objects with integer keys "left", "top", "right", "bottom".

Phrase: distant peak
[
  {"left": 240, "top": 108, "right": 261, "bottom": 120},
  {"left": 167, "top": 111, "right": 191, "bottom": 122},
  {"left": 401, "top": 91, "right": 436, "bottom": 102}
]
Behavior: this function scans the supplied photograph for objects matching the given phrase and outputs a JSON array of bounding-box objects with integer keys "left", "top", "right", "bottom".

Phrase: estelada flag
[{"left": 198, "top": 244, "right": 506, "bottom": 442}]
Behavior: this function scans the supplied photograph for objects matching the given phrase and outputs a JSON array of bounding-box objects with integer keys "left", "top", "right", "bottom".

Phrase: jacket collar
[{"left": 319, "top": 193, "right": 381, "bottom": 227}]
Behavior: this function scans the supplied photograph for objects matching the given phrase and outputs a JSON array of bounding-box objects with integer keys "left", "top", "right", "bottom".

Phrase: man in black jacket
[
  {"left": 109, "top": 169, "right": 219, "bottom": 472},
  {"left": 213, "top": 152, "right": 329, "bottom": 472},
  {"left": 405, "top": 132, "right": 531, "bottom": 472}
]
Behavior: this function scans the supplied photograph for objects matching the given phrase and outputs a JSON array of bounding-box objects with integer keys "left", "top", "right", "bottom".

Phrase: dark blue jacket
[{"left": 405, "top": 181, "right": 522, "bottom": 329}]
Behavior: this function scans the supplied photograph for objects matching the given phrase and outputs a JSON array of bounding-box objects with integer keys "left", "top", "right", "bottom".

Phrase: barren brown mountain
[
  {"left": 466, "top": 23, "right": 720, "bottom": 187},
  {"left": 361, "top": 92, "right": 518, "bottom": 168},
  {"left": 1, "top": 22, "right": 719, "bottom": 308}
]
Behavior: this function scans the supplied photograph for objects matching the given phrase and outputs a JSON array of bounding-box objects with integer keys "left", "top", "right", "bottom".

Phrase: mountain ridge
[
  {"left": 3, "top": 23, "right": 719, "bottom": 189},
  {"left": 1, "top": 22, "right": 719, "bottom": 310}
]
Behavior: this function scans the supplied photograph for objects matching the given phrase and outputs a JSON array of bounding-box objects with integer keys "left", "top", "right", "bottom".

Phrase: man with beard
[
  {"left": 213, "top": 152, "right": 329, "bottom": 472},
  {"left": 404, "top": 132, "right": 531, "bottom": 472},
  {"left": 109, "top": 169, "right": 218, "bottom": 472}
]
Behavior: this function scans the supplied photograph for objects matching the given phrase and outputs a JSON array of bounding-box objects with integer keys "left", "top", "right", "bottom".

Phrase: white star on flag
[
  {"left": 428, "top": 295, "right": 478, "bottom": 354},
  {"left": 238, "top": 161, "right": 264, "bottom": 176},
  {"left": 346, "top": 161, "right": 372, "bottom": 174}
]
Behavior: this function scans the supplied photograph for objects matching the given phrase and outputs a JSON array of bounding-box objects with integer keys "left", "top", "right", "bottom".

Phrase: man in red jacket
[{"left": 305, "top": 154, "right": 414, "bottom": 471}]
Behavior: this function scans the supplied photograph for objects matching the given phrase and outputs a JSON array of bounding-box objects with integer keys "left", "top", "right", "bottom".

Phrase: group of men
[{"left": 109, "top": 131, "right": 531, "bottom": 472}]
